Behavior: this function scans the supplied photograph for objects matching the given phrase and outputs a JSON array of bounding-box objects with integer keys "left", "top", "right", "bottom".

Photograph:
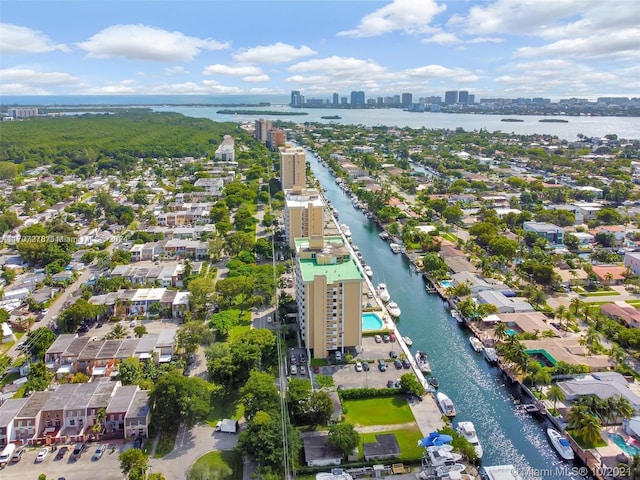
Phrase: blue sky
[{"left": 1, "top": 0, "right": 639, "bottom": 99}]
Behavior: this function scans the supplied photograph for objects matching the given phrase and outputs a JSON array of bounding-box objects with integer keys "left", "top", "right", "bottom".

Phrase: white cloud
[
  {"left": 0, "top": 23, "right": 68, "bottom": 54},
  {"left": 233, "top": 43, "right": 316, "bottom": 64},
  {"left": 515, "top": 29, "right": 640, "bottom": 60},
  {"left": 421, "top": 32, "right": 462, "bottom": 45},
  {"left": 0, "top": 68, "right": 84, "bottom": 86},
  {"left": 242, "top": 75, "right": 270, "bottom": 83},
  {"left": 164, "top": 66, "right": 189, "bottom": 75},
  {"left": 467, "top": 37, "right": 504, "bottom": 44},
  {"left": 289, "top": 56, "right": 389, "bottom": 78},
  {"left": 76, "top": 24, "right": 229, "bottom": 61},
  {"left": 203, "top": 64, "right": 264, "bottom": 76},
  {"left": 338, "top": 0, "right": 446, "bottom": 37},
  {"left": 403, "top": 65, "right": 479, "bottom": 82}
]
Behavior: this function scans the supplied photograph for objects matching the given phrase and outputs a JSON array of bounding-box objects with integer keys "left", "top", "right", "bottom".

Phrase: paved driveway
[{"left": 149, "top": 424, "right": 238, "bottom": 480}]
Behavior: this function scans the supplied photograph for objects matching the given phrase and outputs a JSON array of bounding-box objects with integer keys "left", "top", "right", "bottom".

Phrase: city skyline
[{"left": 1, "top": 0, "right": 639, "bottom": 99}]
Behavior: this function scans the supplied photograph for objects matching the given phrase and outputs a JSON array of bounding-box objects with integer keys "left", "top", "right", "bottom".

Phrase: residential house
[
  {"left": 105, "top": 385, "right": 138, "bottom": 437},
  {"left": 600, "top": 302, "right": 640, "bottom": 329},
  {"left": 557, "top": 372, "right": 640, "bottom": 416},
  {"left": 523, "top": 221, "right": 564, "bottom": 245},
  {"left": 193, "top": 178, "right": 224, "bottom": 196},
  {"left": 477, "top": 290, "right": 534, "bottom": 314},
  {"left": 303, "top": 433, "right": 345, "bottom": 467},
  {"left": 450, "top": 272, "right": 493, "bottom": 293},
  {"left": 0, "top": 398, "right": 27, "bottom": 446},
  {"left": 12, "top": 392, "right": 49, "bottom": 445},
  {"left": 591, "top": 265, "right": 627, "bottom": 286},
  {"left": 624, "top": 252, "right": 640, "bottom": 275},
  {"left": 124, "top": 390, "right": 150, "bottom": 438}
]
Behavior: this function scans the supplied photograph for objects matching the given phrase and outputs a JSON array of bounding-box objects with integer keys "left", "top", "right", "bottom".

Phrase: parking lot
[
  {"left": 1, "top": 440, "right": 132, "bottom": 480},
  {"left": 315, "top": 336, "right": 415, "bottom": 390}
]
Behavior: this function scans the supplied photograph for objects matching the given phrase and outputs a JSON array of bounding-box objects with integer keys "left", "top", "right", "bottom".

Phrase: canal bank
[{"left": 305, "top": 147, "right": 585, "bottom": 479}]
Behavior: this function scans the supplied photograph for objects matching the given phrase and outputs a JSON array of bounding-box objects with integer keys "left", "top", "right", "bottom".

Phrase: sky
[{"left": 1, "top": 0, "right": 639, "bottom": 99}]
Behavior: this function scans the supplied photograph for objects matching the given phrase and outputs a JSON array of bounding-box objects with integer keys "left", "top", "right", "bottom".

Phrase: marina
[{"left": 305, "top": 147, "right": 584, "bottom": 479}]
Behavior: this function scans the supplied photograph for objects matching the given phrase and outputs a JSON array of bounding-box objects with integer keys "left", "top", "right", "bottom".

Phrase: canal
[{"left": 305, "top": 149, "right": 585, "bottom": 479}]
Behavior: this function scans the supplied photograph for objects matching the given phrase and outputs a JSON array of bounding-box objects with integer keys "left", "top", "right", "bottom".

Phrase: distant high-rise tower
[
  {"left": 350, "top": 91, "right": 365, "bottom": 105},
  {"left": 401, "top": 93, "right": 413, "bottom": 107},
  {"left": 332, "top": 93, "right": 339, "bottom": 105},
  {"left": 290, "top": 90, "right": 303, "bottom": 107},
  {"left": 458, "top": 91, "right": 469, "bottom": 105},
  {"left": 279, "top": 144, "right": 307, "bottom": 191},
  {"left": 444, "top": 91, "right": 458, "bottom": 105},
  {"left": 468, "top": 94, "right": 475, "bottom": 105},
  {"left": 254, "top": 119, "right": 272, "bottom": 143}
]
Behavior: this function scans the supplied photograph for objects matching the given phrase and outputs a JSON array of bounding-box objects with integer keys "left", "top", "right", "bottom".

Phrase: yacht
[
  {"left": 387, "top": 301, "right": 401, "bottom": 318},
  {"left": 436, "top": 392, "right": 457, "bottom": 417},
  {"left": 376, "top": 283, "right": 391, "bottom": 303},
  {"left": 363, "top": 265, "right": 373, "bottom": 278},
  {"left": 339, "top": 223, "right": 351, "bottom": 238},
  {"left": 389, "top": 243, "right": 402, "bottom": 254},
  {"left": 451, "top": 309, "right": 463, "bottom": 323},
  {"left": 547, "top": 427, "right": 574, "bottom": 461},
  {"left": 403, "top": 336, "right": 413, "bottom": 347},
  {"left": 469, "top": 336, "right": 484, "bottom": 353},
  {"left": 481, "top": 465, "right": 523, "bottom": 480},
  {"left": 379, "top": 231, "right": 390, "bottom": 241},
  {"left": 456, "top": 421, "right": 483, "bottom": 459},
  {"left": 483, "top": 347, "right": 498, "bottom": 365},
  {"left": 415, "top": 351, "right": 431, "bottom": 373}
]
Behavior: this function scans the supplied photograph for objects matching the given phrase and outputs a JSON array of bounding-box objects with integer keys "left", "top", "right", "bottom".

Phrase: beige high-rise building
[
  {"left": 279, "top": 144, "right": 306, "bottom": 191},
  {"left": 254, "top": 118, "right": 272, "bottom": 143},
  {"left": 284, "top": 189, "right": 325, "bottom": 249},
  {"left": 294, "top": 235, "right": 364, "bottom": 359}
]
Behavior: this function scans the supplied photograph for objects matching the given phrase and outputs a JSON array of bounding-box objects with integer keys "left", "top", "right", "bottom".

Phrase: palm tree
[
  {"left": 532, "top": 369, "right": 551, "bottom": 393},
  {"left": 570, "top": 297, "right": 584, "bottom": 316},
  {"left": 547, "top": 384, "right": 566, "bottom": 415},
  {"left": 567, "top": 404, "right": 590, "bottom": 431},
  {"left": 609, "top": 345, "right": 626, "bottom": 365},
  {"left": 579, "top": 327, "right": 602, "bottom": 355},
  {"left": 92, "top": 407, "right": 106, "bottom": 435},
  {"left": 494, "top": 322, "right": 508, "bottom": 343},
  {"left": 580, "top": 414, "right": 603, "bottom": 447},
  {"left": 604, "top": 272, "right": 614, "bottom": 285},
  {"left": 554, "top": 305, "right": 566, "bottom": 322},
  {"left": 612, "top": 396, "right": 635, "bottom": 425}
]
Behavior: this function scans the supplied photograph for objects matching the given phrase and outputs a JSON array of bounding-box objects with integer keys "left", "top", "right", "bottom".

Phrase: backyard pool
[
  {"left": 362, "top": 312, "right": 384, "bottom": 331},
  {"left": 506, "top": 328, "right": 518, "bottom": 336},
  {"left": 609, "top": 433, "right": 640, "bottom": 456},
  {"left": 440, "top": 280, "right": 453, "bottom": 288}
]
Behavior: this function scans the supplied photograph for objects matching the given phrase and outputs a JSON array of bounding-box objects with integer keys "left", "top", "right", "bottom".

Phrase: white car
[
  {"left": 290, "top": 365, "right": 298, "bottom": 375},
  {"left": 129, "top": 320, "right": 137, "bottom": 328},
  {"left": 35, "top": 447, "right": 48, "bottom": 462},
  {"left": 355, "top": 361, "right": 363, "bottom": 372}
]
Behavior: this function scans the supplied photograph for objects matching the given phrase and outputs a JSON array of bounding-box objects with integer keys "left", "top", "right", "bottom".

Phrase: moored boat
[
  {"left": 483, "top": 347, "right": 498, "bottom": 365},
  {"left": 376, "top": 283, "right": 391, "bottom": 303},
  {"left": 389, "top": 243, "right": 402, "bottom": 254},
  {"left": 403, "top": 336, "right": 413, "bottom": 347},
  {"left": 379, "top": 231, "right": 390, "bottom": 241},
  {"left": 547, "top": 427, "right": 574, "bottom": 461},
  {"left": 415, "top": 351, "right": 431, "bottom": 373},
  {"left": 363, "top": 265, "right": 373, "bottom": 277},
  {"left": 456, "top": 421, "right": 483, "bottom": 460},
  {"left": 469, "top": 336, "right": 484, "bottom": 353},
  {"left": 429, "top": 376, "right": 439, "bottom": 389},
  {"left": 387, "top": 301, "right": 401, "bottom": 318},
  {"left": 436, "top": 392, "right": 457, "bottom": 417}
]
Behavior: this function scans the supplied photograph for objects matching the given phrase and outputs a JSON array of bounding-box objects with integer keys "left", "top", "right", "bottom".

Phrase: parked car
[
  {"left": 299, "top": 365, "right": 306, "bottom": 376},
  {"left": 402, "top": 359, "right": 411, "bottom": 369},
  {"left": 374, "top": 334, "right": 382, "bottom": 343},
  {"left": 383, "top": 335, "right": 390, "bottom": 343},
  {"left": 55, "top": 446, "right": 69, "bottom": 460},
  {"left": 290, "top": 354, "right": 297, "bottom": 365},
  {"left": 355, "top": 361, "right": 363, "bottom": 372},
  {"left": 186, "top": 353, "right": 196, "bottom": 365},
  {"left": 290, "top": 365, "right": 298, "bottom": 375},
  {"left": 133, "top": 437, "right": 143, "bottom": 449},
  {"left": 92, "top": 444, "right": 106, "bottom": 461},
  {"left": 378, "top": 359, "right": 387, "bottom": 372},
  {"left": 386, "top": 380, "right": 396, "bottom": 388},
  {"left": 11, "top": 447, "right": 25, "bottom": 463},
  {"left": 389, "top": 351, "right": 398, "bottom": 359},
  {"left": 35, "top": 448, "right": 48, "bottom": 462},
  {"left": 394, "top": 359, "right": 403, "bottom": 369},
  {"left": 72, "top": 442, "right": 87, "bottom": 460},
  {"left": 312, "top": 365, "right": 320, "bottom": 374},
  {"left": 362, "top": 361, "right": 370, "bottom": 371},
  {"left": 334, "top": 351, "right": 342, "bottom": 362}
]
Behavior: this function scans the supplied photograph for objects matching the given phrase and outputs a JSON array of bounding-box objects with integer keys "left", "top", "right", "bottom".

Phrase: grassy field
[
  {"left": 206, "top": 390, "right": 244, "bottom": 427},
  {"left": 440, "top": 232, "right": 459, "bottom": 243},
  {"left": 581, "top": 291, "right": 619, "bottom": 297},
  {"left": 343, "top": 396, "right": 415, "bottom": 426},
  {"left": 192, "top": 450, "right": 243, "bottom": 480},
  {"left": 228, "top": 311, "right": 252, "bottom": 340},
  {"left": 359, "top": 425, "right": 424, "bottom": 461}
]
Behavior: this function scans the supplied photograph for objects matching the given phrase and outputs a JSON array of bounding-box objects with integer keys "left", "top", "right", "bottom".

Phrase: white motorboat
[
  {"left": 403, "top": 336, "right": 413, "bottom": 347},
  {"left": 484, "top": 347, "right": 498, "bottom": 365},
  {"left": 387, "top": 301, "right": 401, "bottom": 318},
  {"left": 426, "top": 445, "right": 462, "bottom": 466},
  {"left": 415, "top": 351, "right": 431, "bottom": 373},
  {"left": 436, "top": 392, "right": 457, "bottom": 417},
  {"left": 469, "top": 336, "right": 484, "bottom": 353},
  {"left": 451, "top": 309, "right": 463, "bottom": 323},
  {"left": 481, "top": 465, "right": 523, "bottom": 480},
  {"left": 379, "top": 231, "right": 390, "bottom": 241},
  {"left": 456, "top": 421, "right": 483, "bottom": 459},
  {"left": 435, "top": 464, "right": 466, "bottom": 478},
  {"left": 363, "top": 265, "right": 373, "bottom": 277},
  {"left": 389, "top": 243, "right": 402, "bottom": 254},
  {"left": 340, "top": 223, "right": 352, "bottom": 238},
  {"left": 376, "top": 283, "right": 391, "bottom": 303},
  {"left": 547, "top": 427, "right": 574, "bottom": 461}
]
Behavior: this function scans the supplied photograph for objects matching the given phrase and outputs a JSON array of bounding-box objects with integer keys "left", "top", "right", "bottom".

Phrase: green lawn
[
  {"left": 441, "top": 232, "right": 459, "bottom": 243},
  {"left": 154, "top": 425, "right": 178, "bottom": 458},
  {"left": 343, "top": 396, "right": 415, "bottom": 426},
  {"left": 581, "top": 291, "right": 619, "bottom": 297},
  {"left": 192, "top": 450, "right": 242, "bottom": 480},
  {"left": 206, "top": 390, "right": 244, "bottom": 427},
  {"left": 359, "top": 426, "right": 424, "bottom": 461},
  {"left": 228, "top": 311, "right": 252, "bottom": 341},
  {"left": 567, "top": 430, "right": 607, "bottom": 449},
  {"left": 625, "top": 300, "right": 640, "bottom": 307}
]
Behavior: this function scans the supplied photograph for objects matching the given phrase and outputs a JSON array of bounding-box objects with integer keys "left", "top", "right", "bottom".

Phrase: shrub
[{"left": 338, "top": 387, "right": 399, "bottom": 400}]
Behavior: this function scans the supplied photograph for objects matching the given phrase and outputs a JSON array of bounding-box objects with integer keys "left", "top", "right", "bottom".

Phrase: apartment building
[
  {"left": 279, "top": 144, "right": 307, "bottom": 191},
  {"left": 284, "top": 189, "right": 325, "bottom": 249},
  {"left": 294, "top": 235, "right": 364, "bottom": 359},
  {"left": 214, "top": 135, "right": 235, "bottom": 162}
]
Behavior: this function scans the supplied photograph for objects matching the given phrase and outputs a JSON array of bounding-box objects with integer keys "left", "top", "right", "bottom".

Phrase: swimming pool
[
  {"left": 506, "top": 328, "right": 518, "bottom": 336},
  {"left": 440, "top": 280, "right": 453, "bottom": 288},
  {"left": 362, "top": 312, "right": 384, "bottom": 330},
  {"left": 609, "top": 433, "right": 640, "bottom": 456}
]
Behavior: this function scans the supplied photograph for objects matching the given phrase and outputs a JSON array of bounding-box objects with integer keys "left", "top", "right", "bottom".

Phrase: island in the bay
[
  {"left": 320, "top": 115, "right": 342, "bottom": 120},
  {"left": 216, "top": 109, "right": 308, "bottom": 116}
]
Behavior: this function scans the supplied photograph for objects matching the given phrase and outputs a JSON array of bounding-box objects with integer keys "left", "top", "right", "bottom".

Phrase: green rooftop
[{"left": 295, "top": 236, "right": 364, "bottom": 284}]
